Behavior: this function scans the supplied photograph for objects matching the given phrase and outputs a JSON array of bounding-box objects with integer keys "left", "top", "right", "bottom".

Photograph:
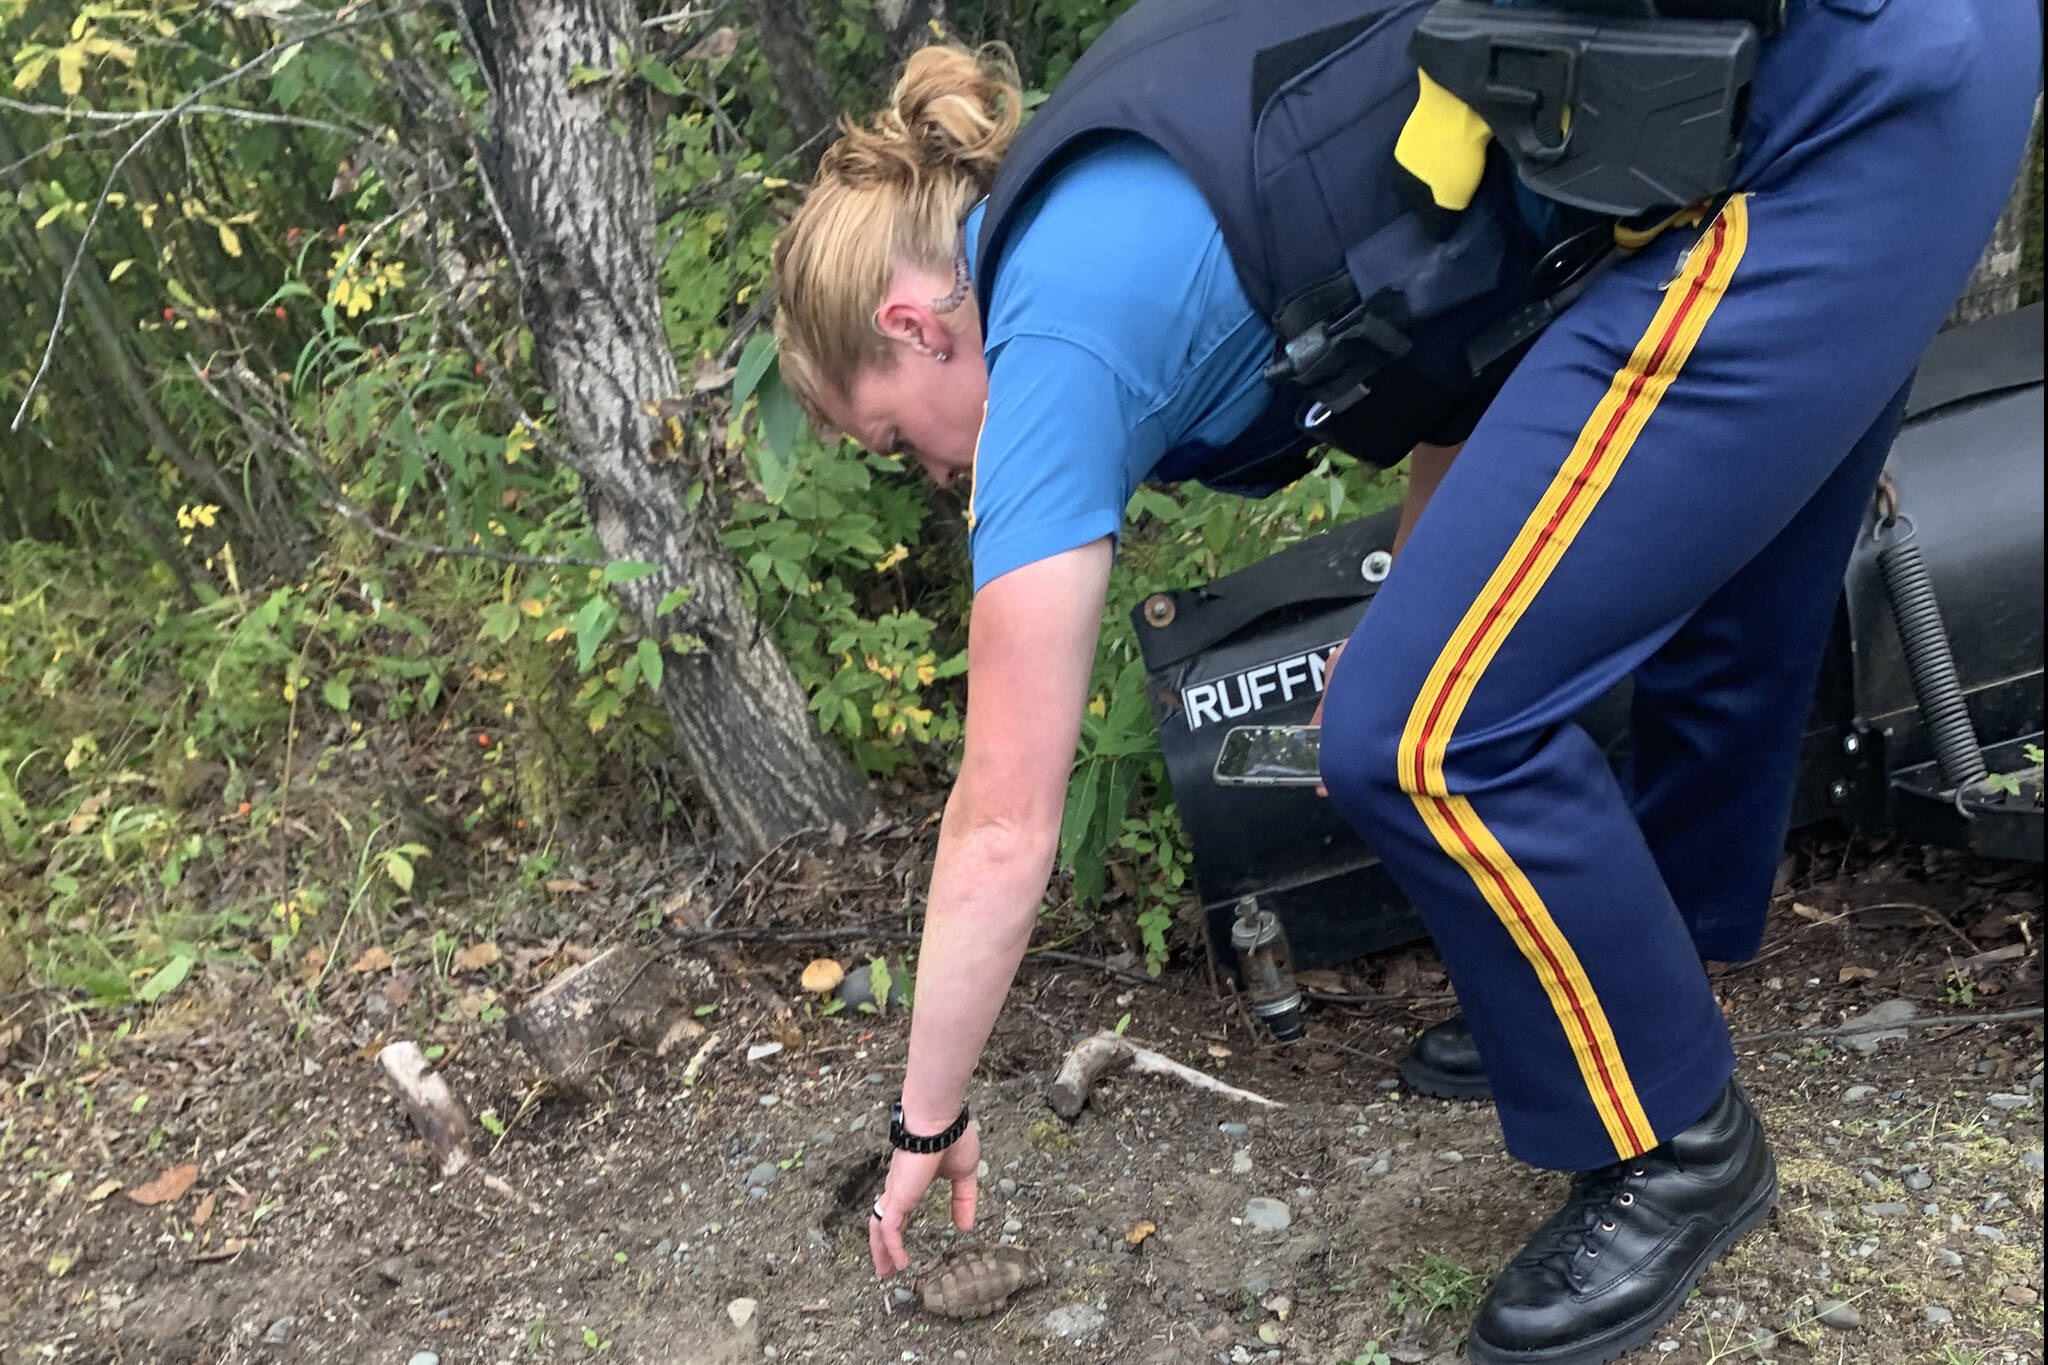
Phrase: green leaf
[
  {"left": 732, "top": 335, "right": 777, "bottom": 411},
  {"left": 655, "top": 586, "right": 692, "bottom": 617},
  {"left": 478, "top": 1110, "right": 506, "bottom": 1136},
  {"left": 601, "top": 559, "right": 659, "bottom": 584},
  {"left": 108, "top": 258, "right": 134, "bottom": 282},
  {"left": 135, "top": 953, "right": 193, "bottom": 1005},
  {"left": 754, "top": 366, "right": 802, "bottom": 502},
  {"left": 635, "top": 638, "right": 664, "bottom": 692},
  {"left": 384, "top": 853, "right": 414, "bottom": 893},
  {"left": 641, "top": 59, "right": 683, "bottom": 95},
  {"left": 320, "top": 678, "right": 352, "bottom": 712},
  {"left": 1113, "top": 1011, "right": 1131, "bottom": 1036},
  {"left": 867, "top": 955, "right": 894, "bottom": 1014},
  {"left": 573, "top": 596, "right": 615, "bottom": 672}
]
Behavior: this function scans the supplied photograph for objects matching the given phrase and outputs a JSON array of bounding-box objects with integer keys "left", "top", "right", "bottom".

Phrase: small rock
[
  {"left": 1842, "top": 1085, "right": 1878, "bottom": 1102},
  {"left": 839, "top": 966, "right": 879, "bottom": 1012},
  {"left": 2002, "top": 1285, "right": 2038, "bottom": 1307},
  {"left": 746, "top": 1041, "right": 784, "bottom": 1062},
  {"left": 1844, "top": 999, "right": 1916, "bottom": 1053},
  {"left": 407, "top": 1355, "right": 439, "bottom": 1365},
  {"left": 1924, "top": 1306, "right": 1954, "bottom": 1326},
  {"left": 1859, "top": 1171, "right": 1885, "bottom": 1191},
  {"left": 1862, "top": 1203, "right": 1911, "bottom": 1219},
  {"left": 1988, "top": 1093, "right": 2031, "bottom": 1110},
  {"left": 1219, "top": 1122, "right": 1249, "bottom": 1139},
  {"left": 1815, "top": 1300, "right": 1861, "bottom": 1330},
  {"left": 1436, "top": 1150, "right": 1465, "bottom": 1165},
  {"left": 998, "top": 1178, "right": 1017, "bottom": 1196},
  {"left": 1001, "top": 1218, "right": 1023, "bottom": 1234},
  {"left": 743, "top": 1161, "right": 778, "bottom": 1189},
  {"left": 849, "top": 1114, "right": 870, "bottom": 1134},
  {"left": 863, "top": 1070, "right": 886, "bottom": 1086},
  {"left": 2022, "top": 1150, "right": 2043, "bottom": 1174},
  {"left": 1376, "top": 1078, "right": 1401, "bottom": 1091},
  {"left": 1923, "top": 1204, "right": 1941, "bottom": 1217},
  {"left": 1905, "top": 1172, "right": 1933, "bottom": 1191},
  {"left": 891, "top": 1287, "right": 915, "bottom": 1305},
  {"left": 1042, "top": 1303, "right": 1105, "bottom": 1338},
  {"left": 1657, "top": 1341, "right": 1679, "bottom": 1353},
  {"left": 1230, "top": 1150, "right": 1254, "bottom": 1176},
  {"left": 727, "top": 1297, "right": 759, "bottom": 1330},
  {"left": 1242, "top": 1198, "right": 1292, "bottom": 1233},
  {"left": 652, "top": 1239, "right": 673, "bottom": 1260},
  {"left": 1747, "top": 1330, "right": 1778, "bottom": 1353},
  {"left": 1935, "top": 1249, "right": 1964, "bottom": 1269},
  {"left": 758, "top": 1094, "right": 779, "bottom": 1108},
  {"left": 263, "top": 1317, "right": 294, "bottom": 1344},
  {"left": 1973, "top": 1225, "right": 2007, "bottom": 1243}
]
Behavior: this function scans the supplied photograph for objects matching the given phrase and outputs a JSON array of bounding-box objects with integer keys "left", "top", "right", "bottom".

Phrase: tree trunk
[
  {"left": 474, "top": 0, "right": 875, "bottom": 854},
  {"left": 1947, "top": 95, "right": 2042, "bottom": 327},
  {"left": 745, "top": 0, "right": 838, "bottom": 168}
]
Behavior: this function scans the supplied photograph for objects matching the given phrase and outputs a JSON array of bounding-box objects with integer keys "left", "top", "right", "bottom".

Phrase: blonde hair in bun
[{"left": 772, "top": 43, "right": 1021, "bottom": 418}]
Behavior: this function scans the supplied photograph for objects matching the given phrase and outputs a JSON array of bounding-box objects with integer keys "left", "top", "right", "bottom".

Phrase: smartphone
[{"left": 1211, "top": 724, "right": 1323, "bottom": 787}]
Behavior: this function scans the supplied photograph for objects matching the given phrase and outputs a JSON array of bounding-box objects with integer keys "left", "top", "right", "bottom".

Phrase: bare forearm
[
  {"left": 1394, "top": 440, "right": 1462, "bottom": 554},
  {"left": 898, "top": 788, "right": 1055, "bottom": 1132}
]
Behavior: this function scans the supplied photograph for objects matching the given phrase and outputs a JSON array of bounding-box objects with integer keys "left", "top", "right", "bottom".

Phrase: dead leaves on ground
[{"left": 125, "top": 1162, "right": 197, "bottom": 1207}]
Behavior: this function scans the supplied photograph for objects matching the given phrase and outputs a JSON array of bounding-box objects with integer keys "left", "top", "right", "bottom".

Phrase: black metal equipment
[{"left": 1133, "top": 305, "right": 2044, "bottom": 970}]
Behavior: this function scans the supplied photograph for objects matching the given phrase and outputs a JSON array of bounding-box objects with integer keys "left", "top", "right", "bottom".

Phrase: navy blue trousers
[{"left": 1319, "top": 0, "right": 2040, "bottom": 1170}]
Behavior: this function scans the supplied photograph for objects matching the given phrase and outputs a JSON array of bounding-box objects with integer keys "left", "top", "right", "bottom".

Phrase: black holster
[{"left": 1411, "top": 0, "right": 1768, "bottom": 217}]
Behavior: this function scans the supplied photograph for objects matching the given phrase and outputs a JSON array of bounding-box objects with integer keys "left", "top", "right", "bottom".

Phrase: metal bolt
[
  {"left": 1360, "top": 550, "right": 1393, "bottom": 583},
  {"left": 1142, "top": 594, "right": 1176, "bottom": 627},
  {"left": 1842, "top": 733, "right": 1861, "bottom": 755},
  {"left": 1829, "top": 780, "right": 1849, "bottom": 803}
]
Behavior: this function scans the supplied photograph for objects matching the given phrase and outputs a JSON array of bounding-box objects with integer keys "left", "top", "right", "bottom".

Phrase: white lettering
[
  {"left": 1185, "top": 682, "right": 1222, "bottom": 730},
  {"left": 1245, "top": 664, "right": 1281, "bottom": 711},
  {"left": 1218, "top": 674, "right": 1253, "bottom": 719},
  {"left": 1277, "top": 656, "right": 1310, "bottom": 703}
]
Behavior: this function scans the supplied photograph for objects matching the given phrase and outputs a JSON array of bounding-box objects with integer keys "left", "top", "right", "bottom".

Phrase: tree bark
[
  {"left": 745, "top": 0, "right": 839, "bottom": 168},
  {"left": 472, "top": 0, "right": 875, "bottom": 855},
  {"left": 1947, "top": 95, "right": 2042, "bottom": 327}
]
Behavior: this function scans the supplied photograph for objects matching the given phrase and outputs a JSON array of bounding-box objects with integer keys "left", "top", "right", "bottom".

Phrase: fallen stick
[
  {"left": 378, "top": 1041, "right": 473, "bottom": 1178},
  {"left": 1046, "top": 1030, "right": 1283, "bottom": 1121}
]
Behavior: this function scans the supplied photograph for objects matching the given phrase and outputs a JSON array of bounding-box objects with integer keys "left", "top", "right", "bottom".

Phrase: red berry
[
  {"left": 286, "top": 227, "right": 300, "bottom": 243},
  {"left": 199, "top": 367, "right": 210, "bottom": 379},
  {"left": 335, "top": 223, "right": 347, "bottom": 237},
  {"left": 478, "top": 733, "right": 490, "bottom": 746},
  {"left": 275, "top": 306, "right": 287, "bottom": 320},
  {"left": 162, "top": 307, "right": 175, "bottom": 321},
  {"left": 474, "top": 363, "right": 484, "bottom": 376}
]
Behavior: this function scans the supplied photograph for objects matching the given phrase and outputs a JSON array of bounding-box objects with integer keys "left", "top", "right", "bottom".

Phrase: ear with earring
[{"left": 934, "top": 350, "right": 950, "bottom": 363}]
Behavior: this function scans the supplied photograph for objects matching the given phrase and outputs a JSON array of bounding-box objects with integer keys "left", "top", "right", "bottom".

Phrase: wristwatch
[{"left": 889, "top": 1099, "right": 970, "bottom": 1154}]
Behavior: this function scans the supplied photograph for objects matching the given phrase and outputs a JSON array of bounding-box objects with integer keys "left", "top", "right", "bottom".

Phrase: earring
[{"left": 934, "top": 350, "right": 950, "bottom": 363}]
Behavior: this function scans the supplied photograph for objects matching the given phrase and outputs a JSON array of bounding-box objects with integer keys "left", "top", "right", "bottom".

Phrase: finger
[
  {"left": 881, "top": 1211, "right": 911, "bottom": 1276},
  {"left": 869, "top": 1214, "right": 892, "bottom": 1278},
  {"left": 951, "top": 1172, "right": 978, "bottom": 1231}
]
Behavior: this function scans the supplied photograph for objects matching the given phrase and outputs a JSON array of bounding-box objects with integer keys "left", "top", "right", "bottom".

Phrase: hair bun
[{"left": 820, "top": 43, "right": 1020, "bottom": 194}]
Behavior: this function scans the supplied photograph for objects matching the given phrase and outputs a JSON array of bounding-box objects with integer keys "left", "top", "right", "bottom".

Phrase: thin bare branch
[{"left": 9, "top": 2, "right": 421, "bottom": 433}]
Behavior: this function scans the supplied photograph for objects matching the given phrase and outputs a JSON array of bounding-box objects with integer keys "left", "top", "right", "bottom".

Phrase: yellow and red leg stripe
[{"left": 1397, "top": 196, "right": 1752, "bottom": 1160}]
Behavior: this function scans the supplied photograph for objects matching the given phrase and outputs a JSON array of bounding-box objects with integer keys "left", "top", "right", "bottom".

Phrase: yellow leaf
[
  {"left": 81, "top": 37, "right": 137, "bottom": 66},
  {"left": 57, "top": 44, "right": 83, "bottom": 97},
  {"left": 217, "top": 223, "right": 241, "bottom": 258},
  {"left": 519, "top": 599, "right": 545, "bottom": 617},
  {"left": 34, "top": 203, "right": 64, "bottom": 231},
  {"left": 108, "top": 258, "right": 134, "bottom": 282},
  {"left": 13, "top": 55, "right": 50, "bottom": 91}
]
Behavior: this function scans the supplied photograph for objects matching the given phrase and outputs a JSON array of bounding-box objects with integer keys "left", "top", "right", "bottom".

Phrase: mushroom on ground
[{"left": 800, "top": 958, "right": 844, "bottom": 996}]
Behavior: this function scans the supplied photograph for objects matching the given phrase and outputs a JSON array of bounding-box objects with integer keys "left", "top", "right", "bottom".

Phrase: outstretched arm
[{"left": 870, "top": 536, "right": 1113, "bottom": 1275}]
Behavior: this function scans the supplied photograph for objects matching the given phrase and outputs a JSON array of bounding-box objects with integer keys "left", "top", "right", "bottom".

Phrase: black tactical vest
[{"left": 974, "top": 0, "right": 1548, "bottom": 491}]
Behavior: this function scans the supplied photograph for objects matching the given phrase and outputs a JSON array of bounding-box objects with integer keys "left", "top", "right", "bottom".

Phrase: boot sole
[
  {"left": 1399, "top": 1057, "right": 1494, "bottom": 1101},
  {"left": 1464, "top": 1155, "right": 1780, "bottom": 1365}
]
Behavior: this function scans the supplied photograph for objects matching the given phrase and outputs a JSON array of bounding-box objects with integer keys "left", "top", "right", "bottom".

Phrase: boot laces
[{"left": 1512, "top": 1154, "right": 1661, "bottom": 1277}]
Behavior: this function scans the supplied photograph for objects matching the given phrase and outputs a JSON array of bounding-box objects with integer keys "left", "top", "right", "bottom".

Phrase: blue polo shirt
[{"left": 964, "top": 139, "right": 1277, "bottom": 592}]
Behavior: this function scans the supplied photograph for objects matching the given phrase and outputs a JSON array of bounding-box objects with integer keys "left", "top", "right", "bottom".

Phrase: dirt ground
[{"left": 2, "top": 828, "right": 2041, "bottom": 1365}]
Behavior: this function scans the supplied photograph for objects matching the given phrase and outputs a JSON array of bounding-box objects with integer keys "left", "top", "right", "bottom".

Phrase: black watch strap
[{"left": 889, "top": 1099, "right": 970, "bottom": 1154}]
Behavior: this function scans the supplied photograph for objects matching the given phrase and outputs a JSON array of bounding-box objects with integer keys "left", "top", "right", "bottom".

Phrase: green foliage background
[{"left": 0, "top": 0, "right": 1403, "bottom": 1004}]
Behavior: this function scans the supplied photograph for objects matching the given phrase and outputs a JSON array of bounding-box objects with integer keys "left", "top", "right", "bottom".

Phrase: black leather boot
[
  {"left": 1466, "top": 1081, "right": 1778, "bottom": 1365},
  {"left": 1400, "top": 1015, "right": 1493, "bottom": 1100}
]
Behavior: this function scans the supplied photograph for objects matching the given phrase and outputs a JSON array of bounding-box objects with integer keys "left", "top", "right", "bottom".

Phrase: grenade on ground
[{"left": 915, "top": 1245, "right": 1046, "bottom": 1319}]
